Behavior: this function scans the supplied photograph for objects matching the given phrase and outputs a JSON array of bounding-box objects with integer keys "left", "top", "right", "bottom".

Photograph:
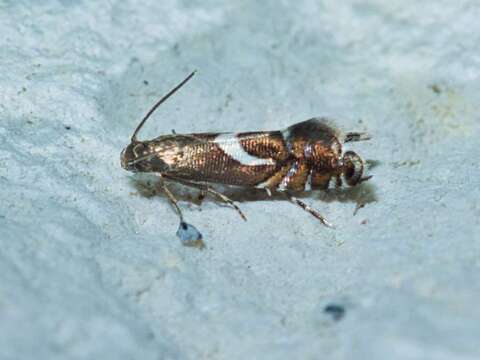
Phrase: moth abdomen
[{"left": 255, "top": 118, "right": 370, "bottom": 193}]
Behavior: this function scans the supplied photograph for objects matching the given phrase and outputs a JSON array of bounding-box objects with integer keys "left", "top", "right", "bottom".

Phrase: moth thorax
[{"left": 341, "top": 151, "right": 365, "bottom": 186}]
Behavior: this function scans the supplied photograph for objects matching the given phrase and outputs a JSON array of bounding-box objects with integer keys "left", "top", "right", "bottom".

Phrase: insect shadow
[{"left": 129, "top": 173, "right": 377, "bottom": 219}]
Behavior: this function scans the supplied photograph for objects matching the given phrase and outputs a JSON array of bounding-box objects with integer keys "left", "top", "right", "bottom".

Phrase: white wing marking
[{"left": 214, "top": 133, "right": 275, "bottom": 166}]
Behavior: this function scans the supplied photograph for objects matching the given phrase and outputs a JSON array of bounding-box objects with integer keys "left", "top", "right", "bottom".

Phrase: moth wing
[
  {"left": 286, "top": 118, "right": 370, "bottom": 143},
  {"left": 285, "top": 117, "right": 344, "bottom": 143}
]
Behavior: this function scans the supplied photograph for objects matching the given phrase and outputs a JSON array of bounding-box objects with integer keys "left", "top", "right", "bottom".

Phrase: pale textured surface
[{"left": 1, "top": 1, "right": 479, "bottom": 359}]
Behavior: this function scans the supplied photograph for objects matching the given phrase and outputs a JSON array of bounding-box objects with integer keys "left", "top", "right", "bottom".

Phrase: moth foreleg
[
  {"left": 158, "top": 177, "right": 204, "bottom": 247},
  {"left": 286, "top": 193, "right": 335, "bottom": 229},
  {"left": 157, "top": 177, "right": 185, "bottom": 223}
]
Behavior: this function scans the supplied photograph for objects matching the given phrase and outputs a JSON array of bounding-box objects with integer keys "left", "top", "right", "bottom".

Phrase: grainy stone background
[{"left": 1, "top": 1, "right": 479, "bottom": 359}]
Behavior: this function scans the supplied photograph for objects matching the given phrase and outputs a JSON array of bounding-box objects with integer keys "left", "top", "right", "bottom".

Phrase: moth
[{"left": 121, "top": 71, "right": 371, "bottom": 244}]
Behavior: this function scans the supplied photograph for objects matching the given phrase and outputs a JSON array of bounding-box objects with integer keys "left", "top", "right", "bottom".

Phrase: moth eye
[{"left": 133, "top": 143, "right": 147, "bottom": 157}]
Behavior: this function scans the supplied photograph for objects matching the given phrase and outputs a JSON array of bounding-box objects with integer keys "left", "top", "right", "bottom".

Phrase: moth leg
[
  {"left": 163, "top": 176, "right": 247, "bottom": 221},
  {"left": 203, "top": 186, "right": 247, "bottom": 221},
  {"left": 197, "top": 189, "right": 207, "bottom": 203},
  {"left": 158, "top": 178, "right": 185, "bottom": 223},
  {"left": 286, "top": 193, "right": 335, "bottom": 229}
]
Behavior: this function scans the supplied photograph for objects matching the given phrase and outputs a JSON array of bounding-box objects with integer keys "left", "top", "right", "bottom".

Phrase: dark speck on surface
[
  {"left": 143, "top": 80, "right": 149, "bottom": 85},
  {"left": 429, "top": 84, "right": 442, "bottom": 94},
  {"left": 324, "top": 304, "right": 346, "bottom": 321},
  {"left": 64, "top": 125, "right": 71, "bottom": 130}
]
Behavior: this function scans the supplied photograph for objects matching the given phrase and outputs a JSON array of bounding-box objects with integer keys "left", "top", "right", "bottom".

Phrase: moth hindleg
[{"left": 286, "top": 193, "right": 335, "bottom": 228}]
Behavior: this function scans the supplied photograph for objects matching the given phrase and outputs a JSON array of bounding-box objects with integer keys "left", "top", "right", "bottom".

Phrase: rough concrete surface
[{"left": 1, "top": 1, "right": 479, "bottom": 359}]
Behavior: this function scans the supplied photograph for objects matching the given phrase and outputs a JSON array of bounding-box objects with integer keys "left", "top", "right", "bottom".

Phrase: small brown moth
[{"left": 121, "top": 72, "right": 371, "bottom": 244}]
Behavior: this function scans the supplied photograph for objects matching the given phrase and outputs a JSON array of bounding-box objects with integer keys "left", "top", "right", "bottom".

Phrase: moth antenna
[{"left": 131, "top": 70, "right": 196, "bottom": 142}]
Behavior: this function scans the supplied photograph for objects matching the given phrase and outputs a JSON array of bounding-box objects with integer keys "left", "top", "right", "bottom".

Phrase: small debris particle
[
  {"left": 177, "top": 221, "right": 205, "bottom": 249},
  {"left": 143, "top": 80, "right": 149, "bottom": 85},
  {"left": 429, "top": 84, "right": 441, "bottom": 94},
  {"left": 324, "top": 304, "right": 346, "bottom": 321},
  {"left": 361, "top": 219, "right": 368, "bottom": 225},
  {"left": 64, "top": 125, "right": 71, "bottom": 130},
  {"left": 335, "top": 239, "right": 345, "bottom": 247},
  {"left": 173, "top": 43, "right": 180, "bottom": 55},
  {"left": 225, "top": 93, "right": 233, "bottom": 107}
]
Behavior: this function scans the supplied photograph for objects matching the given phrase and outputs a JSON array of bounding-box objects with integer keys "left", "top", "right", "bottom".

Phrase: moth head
[
  {"left": 341, "top": 151, "right": 372, "bottom": 186},
  {"left": 121, "top": 137, "right": 183, "bottom": 173},
  {"left": 121, "top": 140, "right": 157, "bottom": 172},
  {"left": 120, "top": 71, "right": 196, "bottom": 173}
]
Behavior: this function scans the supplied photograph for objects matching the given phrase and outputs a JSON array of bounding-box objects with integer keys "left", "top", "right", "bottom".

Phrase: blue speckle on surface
[{"left": 176, "top": 221, "right": 204, "bottom": 249}]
